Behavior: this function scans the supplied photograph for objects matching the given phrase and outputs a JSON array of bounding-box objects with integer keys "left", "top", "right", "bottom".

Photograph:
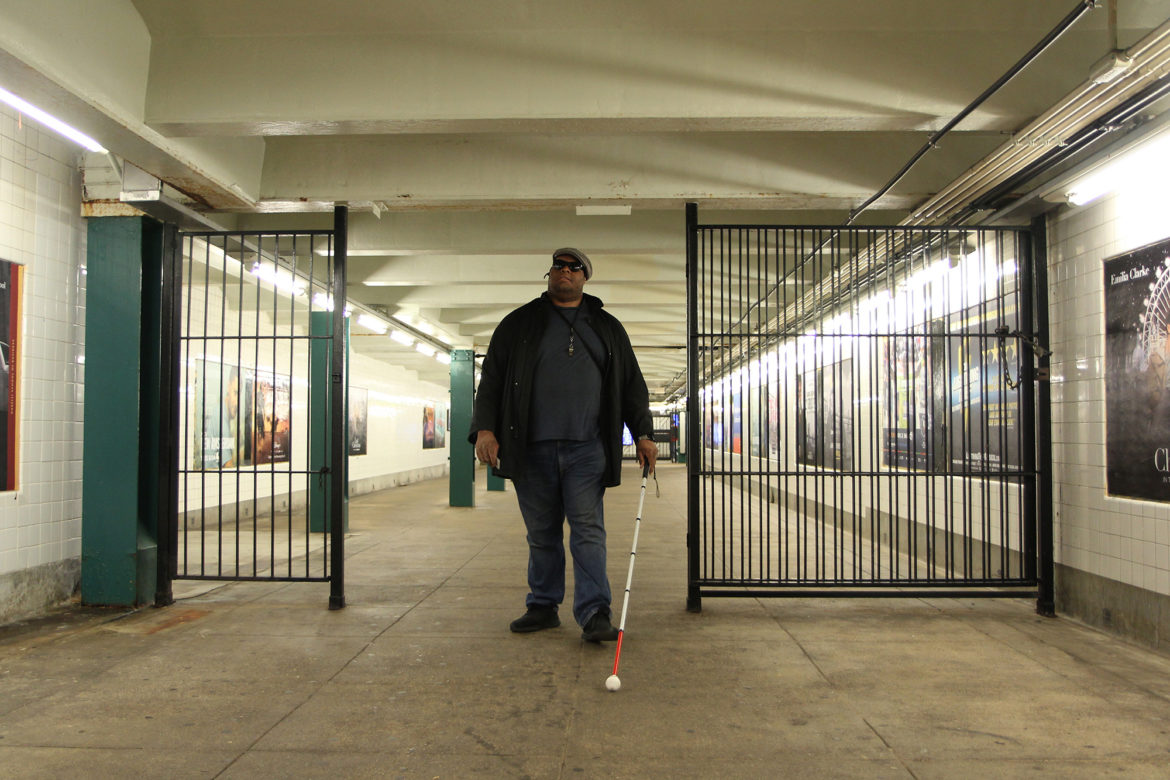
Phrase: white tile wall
[
  {"left": 1048, "top": 179, "right": 1170, "bottom": 597},
  {"left": 0, "top": 104, "right": 85, "bottom": 577}
]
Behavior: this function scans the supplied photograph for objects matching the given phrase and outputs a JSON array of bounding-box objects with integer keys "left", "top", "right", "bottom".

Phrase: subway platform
[{"left": 2, "top": 462, "right": 1169, "bottom": 779}]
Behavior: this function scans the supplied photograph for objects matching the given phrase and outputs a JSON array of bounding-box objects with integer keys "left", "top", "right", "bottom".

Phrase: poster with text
[
  {"left": 1104, "top": 236, "right": 1170, "bottom": 500},
  {"left": 946, "top": 304, "right": 1020, "bottom": 473},
  {"left": 242, "top": 369, "right": 291, "bottom": 466},
  {"left": 0, "top": 259, "right": 21, "bottom": 491},
  {"left": 348, "top": 387, "right": 368, "bottom": 456},
  {"left": 881, "top": 333, "right": 935, "bottom": 470}
]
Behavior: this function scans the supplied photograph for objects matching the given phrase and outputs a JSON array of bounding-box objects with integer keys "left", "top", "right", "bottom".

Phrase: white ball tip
[{"left": 605, "top": 674, "right": 621, "bottom": 691}]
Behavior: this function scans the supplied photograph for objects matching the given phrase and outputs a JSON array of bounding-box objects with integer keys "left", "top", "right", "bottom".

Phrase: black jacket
[{"left": 468, "top": 292, "right": 653, "bottom": 487}]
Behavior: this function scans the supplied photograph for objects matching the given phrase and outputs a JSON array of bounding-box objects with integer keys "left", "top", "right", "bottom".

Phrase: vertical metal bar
[
  {"left": 250, "top": 237, "right": 260, "bottom": 577},
  {"left": 686, "top": 203, "right": 701, "bottom": 611},
  {"left": 1027, "top": 220, "right": 1053, "bottom": 614},
  {"left": 285, "top": 234, "right": 294, "bottom": 577},
  {"left": 330, "top": 208, "right": 348, "bottom": 609},
  {"left": 156, "top": 223, "right": 180, "bottom": 606},
  {"left": 737, "top": 228, "right": 745, "bottom": 582},
  {"left": 291, "top": 233, "right": 302, "bottom": 579},
  {"left": 183, "top": 235, "right": 196, "bottom": 577},
  {"left": 997, "top": 229, "right": 1010, "bottom": 581},
  {"left": 234, "top": 236, "right": 245, "bottom": 578}
]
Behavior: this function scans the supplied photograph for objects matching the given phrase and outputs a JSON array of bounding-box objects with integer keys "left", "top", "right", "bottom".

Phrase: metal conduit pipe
[
  {"left": 906, "top": 19, "right": 1170, "bottom": 225},
  {"left": 846, "top": 0, "right": 1097, "bottom": 225},
  {"left": 961, "top": 77, "right": 1170, "bottom": 220},
  {"left": 912, "top": 73, "right": 1170, "bottom": 223}
]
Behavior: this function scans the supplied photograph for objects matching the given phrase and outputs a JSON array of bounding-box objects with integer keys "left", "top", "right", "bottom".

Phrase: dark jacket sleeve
[
  {"left": 611, "top": 315, "right": 654, "bottom": 440},
  {"left": 467, "top": 316, "right": 511, "bottom": 445}
]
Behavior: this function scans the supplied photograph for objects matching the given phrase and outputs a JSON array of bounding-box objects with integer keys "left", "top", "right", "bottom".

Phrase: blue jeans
[{"left": 512, "top": 438, "right": 610, "bottom": 627}]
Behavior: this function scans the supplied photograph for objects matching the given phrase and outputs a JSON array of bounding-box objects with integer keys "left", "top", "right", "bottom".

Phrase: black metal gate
[
  {"left": 685, "top": 204, "right": 1051, "bottom": 611},
  {"left": 158, "top": 207, "right": 348, "bottom": 609}
]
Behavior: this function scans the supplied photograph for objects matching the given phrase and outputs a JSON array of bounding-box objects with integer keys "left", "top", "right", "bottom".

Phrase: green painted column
[
  {"left": 449, "top": 349, "right": 475, "bottom": 506},
  {"left": 309, "top": 312, "right": 348, "bottom": 533},
  {"left": 81, "top": 217, "right": 163, "bottom": 606}
]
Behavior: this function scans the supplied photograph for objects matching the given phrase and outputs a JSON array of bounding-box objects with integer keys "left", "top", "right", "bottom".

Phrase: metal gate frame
[
  {"left": 685, "top": 204, "right": 1053, "bottom": 614},
  {"left": 156, "top": 206, "right": 348, "bottom": 610}
]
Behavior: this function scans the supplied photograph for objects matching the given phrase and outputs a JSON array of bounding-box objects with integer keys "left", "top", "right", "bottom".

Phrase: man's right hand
[{"left": 475, "top": 430, "right": 500, "bottom": 468}]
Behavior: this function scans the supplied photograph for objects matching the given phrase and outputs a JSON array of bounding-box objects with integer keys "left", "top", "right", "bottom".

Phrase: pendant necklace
[{"left": 552, "top": 303, "right": 583, "bottom": 357}]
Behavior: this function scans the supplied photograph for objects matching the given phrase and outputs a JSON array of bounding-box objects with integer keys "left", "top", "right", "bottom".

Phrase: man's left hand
[{"left": 636, "top": 438, "right": 657, "bottom": 475}]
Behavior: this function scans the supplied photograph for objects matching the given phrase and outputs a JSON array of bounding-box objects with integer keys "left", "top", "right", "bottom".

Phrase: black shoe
[
  {"left": 510, "top": 606, "right": 560, "bottom": 633},
  {"left": 581, "top": 611, "right": 619, "bottom": 643}
]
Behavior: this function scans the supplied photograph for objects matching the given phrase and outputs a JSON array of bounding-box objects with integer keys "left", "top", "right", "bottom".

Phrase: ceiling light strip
[{"left": 0, "top": 86, "right": 107, "bottom": 153}]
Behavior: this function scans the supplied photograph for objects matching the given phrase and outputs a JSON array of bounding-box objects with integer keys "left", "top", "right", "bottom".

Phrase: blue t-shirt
[{"left": 529, "top": 299, "right": 605, "bottom": 442}]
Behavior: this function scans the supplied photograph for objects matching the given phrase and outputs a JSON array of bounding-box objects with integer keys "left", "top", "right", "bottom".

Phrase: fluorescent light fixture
[
  {"left": 389, "top": 329, "right": 414, "bottom": 347},
  {"left": 0, "top": 86, "right": 107, "bottom": 153},
  {"left": 250, "top": 261, "right": 305, "bottom": 296},
  {"left": 415, "top": 342, "right": 436, "bottom": 357},
  {"left": 413, "top": 319, "right": 434, "bottom": 335},
  {"left": 313, "top": 292, "right": 334, "bottom": 310},
  {"left": 356, "top": 313, "right": 388, "bottom": 334},
  {"left": 1066, "top": 129, "right": 1170, "bottom": 206},
  {"left": 576, "top": 204, "right": 631, "bottom": 216},
  {"left": 435, "top": 352, "right": 451, "bottom": 365}
]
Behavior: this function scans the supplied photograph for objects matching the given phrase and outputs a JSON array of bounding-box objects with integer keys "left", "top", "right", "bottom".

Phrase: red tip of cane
[{"left": 611, "top": 630, "right": 625, "bottom": 675}]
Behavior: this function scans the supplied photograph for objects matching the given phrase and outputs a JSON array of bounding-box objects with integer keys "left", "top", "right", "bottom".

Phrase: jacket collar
[{"left": 538, "top": 291, "right": 605, "bottom": 309}]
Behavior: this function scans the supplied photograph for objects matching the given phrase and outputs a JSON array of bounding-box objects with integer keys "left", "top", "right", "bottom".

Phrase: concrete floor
[{"left": 2, "top": 462, "right": 1170, "bottom": 779}]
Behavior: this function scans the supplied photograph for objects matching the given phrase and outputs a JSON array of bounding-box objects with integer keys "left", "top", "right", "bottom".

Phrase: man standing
[{"left": 469, "top": 248, "right": 657, "bottom": 642}]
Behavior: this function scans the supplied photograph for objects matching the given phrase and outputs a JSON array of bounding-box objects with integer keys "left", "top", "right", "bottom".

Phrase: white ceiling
[{"left": 2, "top": 0, "right": 1168, "bottom": 396}]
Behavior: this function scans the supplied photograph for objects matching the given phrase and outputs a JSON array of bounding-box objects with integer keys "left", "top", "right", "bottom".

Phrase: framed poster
[
  {"left": 422, "top": 404, "right": 437, "bottom": 449},
  {"left": 881, "top": 332, "right": 935, "bottom": 470},
  {"left": 193, "top": 359, "right": 241, "bottom": 469},
  {"left": 435, "top": 405, "right": 447, "bottom": 448},
  {"left": 730, "top": 391, "right": 742, "bottom": 454},
  {"left": 946, "top": 304, "right": 1020, "bottom": 473},
  {"left": 243, "top": 369, "right": 291, "bottom": 466},
  {"left": 0, "top": 259, "right": 22, "bottom": 491},
  {"left": 348, "top": 386, "right": 368, "bottom": 456},
  {"left": 1104, "top": 236, "right": 1170, "bottom": 500},
  {"left": 797, "top": 360, "right": 853, "bottom": 470}
]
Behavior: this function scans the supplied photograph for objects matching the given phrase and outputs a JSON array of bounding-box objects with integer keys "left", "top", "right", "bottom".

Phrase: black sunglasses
[{"left": 551, "top": 259, "right": 585, "bottom": 273}]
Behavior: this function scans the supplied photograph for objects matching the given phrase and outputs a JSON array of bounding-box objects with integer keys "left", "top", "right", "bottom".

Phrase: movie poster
[
  {"left": 242, "top": 369, "right": 291, "bottom": 466},
  {"left": 422, "top": 404, "right": 437, "bottom": 449},
  {"left": 0, "top": 259, "right": 21, "bottom": 491},
  {"left": 797, "top": 360, "right": 854, "bottom": 470},
  {"left": 881, "top": 333, "right": 934, "bottom": 470},
  {"left": 705, "top": 393, "right": 724, "bottom": 450},
  {"left": 748, "top": 383, "right": 763, "bottom": 457},
  {"left": 767, "top": 379, "right": 780, "bottom": 459},
  {"left": 730, "top": 391, "right": 742, "bottom": 454},
  {"left": 1104, "top": 236, "right": 1170, "bottom": 500},
  {"left": 193, "top": 359, "right": 241, "bottom": 469},
  {"left": 435, "top": 406, "right": 447, "bottom": 448},
  {"left": 947, "top": 305, "right": 1020, "bottom": 473},
  {"left": 348, "top": 386, "right": 368, "bottom": 456},
  {"left": 195, "top": 363, "right": 291, "bottom": 469}
]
